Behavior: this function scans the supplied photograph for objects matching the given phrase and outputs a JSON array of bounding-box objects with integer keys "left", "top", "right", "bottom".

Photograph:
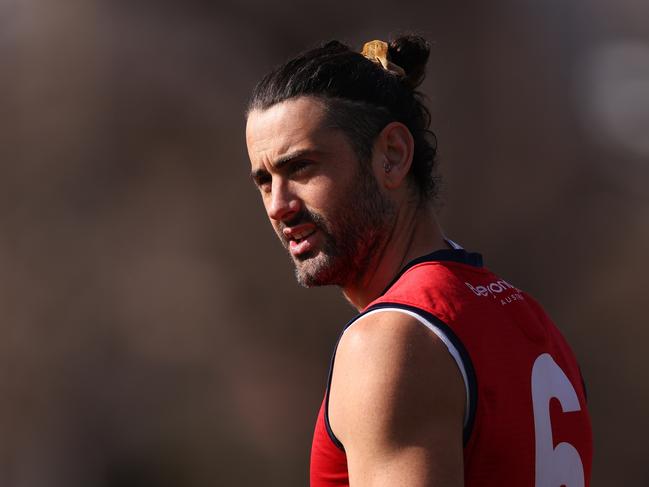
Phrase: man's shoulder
[
  {"left": 328, "top": 308, "right": 466, "bottom": 457},
  {"left": 333, "top": 309, "right": 464, "bottom": 395},
  {"left": 338, "top": 309, "right": 436, "bottom": 358}
]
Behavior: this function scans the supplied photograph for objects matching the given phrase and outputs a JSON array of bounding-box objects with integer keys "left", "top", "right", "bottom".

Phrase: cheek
[
  {"left": 261, "top": 193, "right": 272, "bottom": 213},
  {"left": 270, "top": 220, "right": 284, "bottom": 241},
  {"left": 301, "top": 176, "right": 342, "bottom": 211}
]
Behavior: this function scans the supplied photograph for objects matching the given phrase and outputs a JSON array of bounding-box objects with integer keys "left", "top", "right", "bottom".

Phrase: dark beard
[{"left": 280, "top": 168, "right": 395, "bottom": 288}]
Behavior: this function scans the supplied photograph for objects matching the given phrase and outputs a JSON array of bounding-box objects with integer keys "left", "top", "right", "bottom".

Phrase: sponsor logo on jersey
[
  {"left": 465, "top": 279, "right": 515, "bottom": 297},
  {"left": 465, "top": 279, "right": 525, "bottom": 305}
]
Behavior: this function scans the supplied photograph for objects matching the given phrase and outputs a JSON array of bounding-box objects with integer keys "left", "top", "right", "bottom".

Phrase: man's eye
[
  {"left": 290, "top": 160, "right": 311, "bottom": 175},
  {"left": 255, "top": 176, "right": 271, "bottom": 192}
]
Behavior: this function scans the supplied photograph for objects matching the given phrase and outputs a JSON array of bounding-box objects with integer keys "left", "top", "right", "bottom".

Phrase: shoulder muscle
[{"left": 328, "top": 309, "right": 465, "bottom": 486}]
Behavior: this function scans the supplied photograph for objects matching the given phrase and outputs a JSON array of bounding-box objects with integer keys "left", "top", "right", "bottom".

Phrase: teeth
[{"left": 291, "top": 229, "right": 314, "bottom": 241}]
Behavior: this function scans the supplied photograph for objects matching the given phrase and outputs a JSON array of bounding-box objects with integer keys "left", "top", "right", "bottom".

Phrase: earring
[{"left": 383, "top": 161, "right": 392, "bottom": 173}]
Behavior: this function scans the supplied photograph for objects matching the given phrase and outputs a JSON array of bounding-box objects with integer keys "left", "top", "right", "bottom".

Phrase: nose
[{"left": 266, "top": 178, "right": 300, "bottom": 222}]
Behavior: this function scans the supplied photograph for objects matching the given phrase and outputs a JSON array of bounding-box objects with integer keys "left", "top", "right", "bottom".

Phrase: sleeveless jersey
[{"left": 310, "top": 248, "right": 592, "bottom": 486}]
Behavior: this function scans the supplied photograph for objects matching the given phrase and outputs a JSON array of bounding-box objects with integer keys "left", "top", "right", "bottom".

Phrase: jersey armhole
[{"left": 324, "top": 303, "right": 478, "bottom": 450}]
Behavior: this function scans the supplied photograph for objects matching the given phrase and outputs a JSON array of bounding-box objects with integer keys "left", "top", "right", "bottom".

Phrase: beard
[{"left": 277, "top": 167, "right": 395, "bottom": 288}]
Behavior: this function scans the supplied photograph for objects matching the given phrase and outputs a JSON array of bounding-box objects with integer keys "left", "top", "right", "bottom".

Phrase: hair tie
[{"left": 361, "top": 40, "right": 406, "bottom": 77}]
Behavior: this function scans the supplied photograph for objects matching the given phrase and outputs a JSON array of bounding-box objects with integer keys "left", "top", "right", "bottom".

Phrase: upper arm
[{"left": 328, "top": 310, "right": 466, "bottom": 487}]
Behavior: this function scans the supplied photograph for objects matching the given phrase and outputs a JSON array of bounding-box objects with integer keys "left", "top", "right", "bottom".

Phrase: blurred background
[{"left": 1, "top": 0, "right": 647, "bottom": 485}]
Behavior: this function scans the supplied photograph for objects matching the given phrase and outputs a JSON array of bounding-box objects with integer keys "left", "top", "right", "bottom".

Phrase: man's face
[{"left": 246, "top": 96, "right": 394, "bottom": 287}]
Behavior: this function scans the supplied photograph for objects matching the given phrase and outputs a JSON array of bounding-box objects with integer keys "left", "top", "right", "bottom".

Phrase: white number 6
[{"left": 531, "top": 353, "right": 585, "bottom": 487}]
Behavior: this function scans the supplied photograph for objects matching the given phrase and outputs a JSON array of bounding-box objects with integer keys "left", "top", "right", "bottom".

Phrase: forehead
[{"left": 246, "top": 97, "right": 332, "bottom": 165}]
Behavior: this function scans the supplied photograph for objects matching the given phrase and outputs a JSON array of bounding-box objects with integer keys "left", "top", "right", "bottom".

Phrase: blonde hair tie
[{"left": 361, "top": 40, "right": 406, "bottom": 77}]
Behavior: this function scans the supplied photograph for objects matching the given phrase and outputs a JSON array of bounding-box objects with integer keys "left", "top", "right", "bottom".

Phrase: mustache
[{"left": 279, "top": 207, "right": 327, "bottom": 234}]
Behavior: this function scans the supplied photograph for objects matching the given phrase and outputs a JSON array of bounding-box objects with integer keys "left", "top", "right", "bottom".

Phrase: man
[{"left": 245, "top": 36, "right": 592, "bottom": 486}]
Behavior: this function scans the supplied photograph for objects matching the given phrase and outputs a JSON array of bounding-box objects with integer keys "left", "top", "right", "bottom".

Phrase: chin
[
  {"left": 294, "top": 254, "right": 347, "bottom": 288},
  {"left": 295, "top": 266, "right": 335, "bottom": 288}
]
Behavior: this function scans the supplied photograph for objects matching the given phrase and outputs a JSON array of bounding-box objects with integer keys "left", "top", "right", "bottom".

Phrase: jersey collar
[{"left": 381, "top": 247, "right": 484, "bottom": 296}]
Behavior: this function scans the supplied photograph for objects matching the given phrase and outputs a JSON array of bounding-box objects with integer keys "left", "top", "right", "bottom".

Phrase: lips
[{"left": 283, "top": 224, "right": 318, "bottom": 257}]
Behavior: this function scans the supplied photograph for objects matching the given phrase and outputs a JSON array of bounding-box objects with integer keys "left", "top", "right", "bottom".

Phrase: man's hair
[{"left": 247, "top": 35, "right": 440, "bottom": 200}]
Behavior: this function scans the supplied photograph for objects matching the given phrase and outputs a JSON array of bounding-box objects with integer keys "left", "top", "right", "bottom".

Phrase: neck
[{"left": 342, "top": 201, "right": 447, "bottom": 310}]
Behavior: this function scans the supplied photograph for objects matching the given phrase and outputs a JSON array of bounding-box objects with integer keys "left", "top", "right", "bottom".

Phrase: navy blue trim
[
  {"left": 381, "top": 248, "right": 483, "bottom": 296},
  {"left": 579, "top": 366, "right": 588, "bottom": 404},
  {"left": 323, "top": 303, "right": 478, "bottom": 450}
]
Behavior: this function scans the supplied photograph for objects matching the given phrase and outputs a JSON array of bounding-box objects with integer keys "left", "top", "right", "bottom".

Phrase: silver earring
[{"left": 383, "top": 161, "right": 392, "bottom": 173}]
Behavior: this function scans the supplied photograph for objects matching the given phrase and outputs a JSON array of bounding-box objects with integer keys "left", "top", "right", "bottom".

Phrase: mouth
[{"left": 283, "top": 224, "right": 318, "bottom": 257}]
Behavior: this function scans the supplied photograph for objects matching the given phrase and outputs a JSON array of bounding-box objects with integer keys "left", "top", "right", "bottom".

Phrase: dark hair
[{"left": 247, "top": 35, "right": 439, "bottom": 200}]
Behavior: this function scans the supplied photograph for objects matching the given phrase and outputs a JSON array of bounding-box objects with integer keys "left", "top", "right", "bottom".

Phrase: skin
[{"left": 246, "top": 96, "right": 465, "bottom": 486}]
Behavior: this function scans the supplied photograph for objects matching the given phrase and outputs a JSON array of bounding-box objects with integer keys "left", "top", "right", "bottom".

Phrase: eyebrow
[{"left": 249, "top": 149, "right": 318, "bottom": 181}]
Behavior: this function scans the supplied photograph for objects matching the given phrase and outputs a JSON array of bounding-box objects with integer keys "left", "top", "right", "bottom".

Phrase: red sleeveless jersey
[{"left": 310, "top": 248, "right": 592, "bottom": 486}]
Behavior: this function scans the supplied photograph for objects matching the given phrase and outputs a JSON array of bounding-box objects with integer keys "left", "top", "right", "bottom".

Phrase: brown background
[{"left": 1, "top": 0, "right": 648, "bottom": 485}]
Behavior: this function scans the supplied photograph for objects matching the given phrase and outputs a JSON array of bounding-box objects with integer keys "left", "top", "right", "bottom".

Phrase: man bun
[{"left": 388, "top": 35, "right": 430, "bottom": 90}]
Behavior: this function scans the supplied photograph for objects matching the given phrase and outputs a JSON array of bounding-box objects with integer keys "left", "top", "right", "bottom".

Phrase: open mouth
[
  {"left": 284, "top": 225, "right": 318, "bottom": 257},
  {"left": 290, "top": 228, "right": 316, "bottom": 244}
]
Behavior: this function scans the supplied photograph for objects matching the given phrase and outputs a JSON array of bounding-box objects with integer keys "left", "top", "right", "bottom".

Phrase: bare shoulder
[
  {"left": 329, "top": 310, "right": 466, "bottom": 431},
  {"left": 328, "top": 309, "right": 466, "bottom": 484},
  {"left": 334, "top": 309, "right": 450, "bottom": 370}
]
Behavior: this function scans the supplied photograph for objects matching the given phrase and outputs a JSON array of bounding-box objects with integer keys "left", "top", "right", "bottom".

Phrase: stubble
[{"left": 288, "top": 168, "right": 395, "bottom": 288}]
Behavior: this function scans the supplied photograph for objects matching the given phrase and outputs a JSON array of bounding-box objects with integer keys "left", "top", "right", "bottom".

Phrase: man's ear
[{"left": 373, "top": 121, "right": 414, "bottom": 190}]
